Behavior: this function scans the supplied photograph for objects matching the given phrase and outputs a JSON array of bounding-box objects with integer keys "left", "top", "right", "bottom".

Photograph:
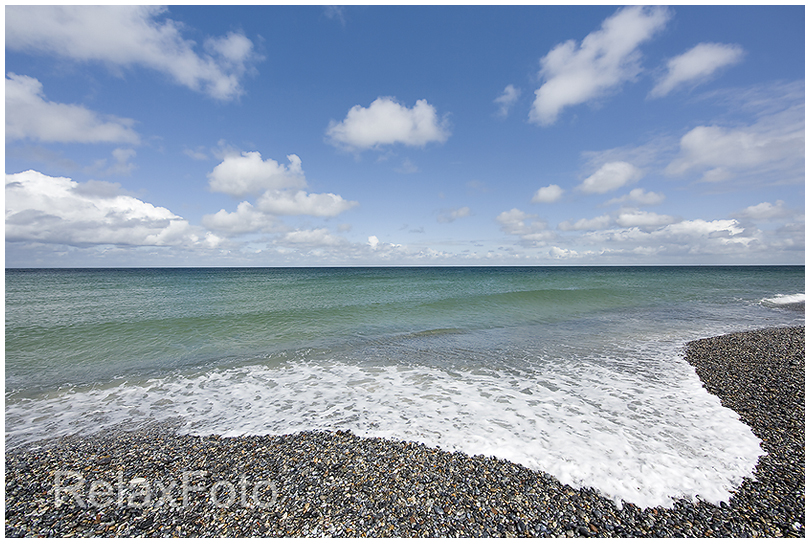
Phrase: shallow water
[{"left": 5, "top": 266, "right": 804, "bottom": 507}]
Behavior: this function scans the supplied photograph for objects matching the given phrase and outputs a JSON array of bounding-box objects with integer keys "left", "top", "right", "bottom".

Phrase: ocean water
[{"left": 5, "top": 266, "right": 804, "bottom": 508}]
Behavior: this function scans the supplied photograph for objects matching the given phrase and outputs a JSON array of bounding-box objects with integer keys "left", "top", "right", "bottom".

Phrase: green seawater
[{"left": 6, "top": 266, "right": 803, "bottom": 396}]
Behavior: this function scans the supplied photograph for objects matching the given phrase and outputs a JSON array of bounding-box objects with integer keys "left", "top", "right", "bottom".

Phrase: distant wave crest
[{"left": 761, "top": 293, "right": 805, "bottom": 310}]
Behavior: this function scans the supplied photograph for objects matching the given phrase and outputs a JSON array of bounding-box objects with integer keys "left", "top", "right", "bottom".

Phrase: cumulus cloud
[
  {"left": 604, "top": 187, "right": 665, "bottom": 206},
  {"left": 257, "top": 190, "right": 358, "bottom": 217},
  {"left": 565, "top": 218, "right": 761, "bottom": 261},
  {"left": 5, "top": 5, "right": 260, "bottom": 101},
  {"left": 615, "top": 210, "right": 676, "bottom": 228},
  {"left": 578, "top": 161, "right": 642, "bottom": 194},
  {"left": 549, "top": 246, "right": 578, "bottom": 259},
  {"left": 201, "top": 201, "right": 281, "bottom": 235},
  {"left": 497, "top": 208, "right": 538, "bottom": 235},
  {"left": 530, "top": 6, "right": 670, "bottom": 125},
  {"left": 206, "top": 151, "right": 357, "bottom": 231},
  {"left": 494, "top": 84, "right": 521, "bottom": 117},
  {"left": 5, "top": 170, "right": 208, "bottom": 247},
  {"left": 437, "top": 206, "right": 471, "bottom": 223},
  {"left": 208, "top": 152, "right": 306, "bottom": 197},
  {"left": 650, "top": 43, "right": 744, "bottom": 98},
  {"left": 657, "top": 219, "right": 744, "bottom": 240},
  {"left": 326, "top": 97, "right": 450, "bottom": 151},
  {"left": 6, "top": 73, "right": 140, "bottom": 144},
  {"left": 532, "top": 184, "right": 565, "bottom": 203},
  {"left": 496, "top": 208, "right": 556, "bottom": 245},
  {"left": 279, "top": 228, "right": 346, "bottom": 247},
  {"left": 558, "top": 215, "right": 612, "bottom": 231},
  {"left": 734, "top": 200, "right": 792, "bottom": 221}
]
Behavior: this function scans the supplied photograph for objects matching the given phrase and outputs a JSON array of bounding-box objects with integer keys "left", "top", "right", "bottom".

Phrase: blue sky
[{"left": 5, "top": 5, "right": 805, "bottom": 266}]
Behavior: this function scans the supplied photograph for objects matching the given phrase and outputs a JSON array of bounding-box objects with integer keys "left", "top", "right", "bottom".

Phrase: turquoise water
[{"left": 5, "top": 266, "right": 805, "bottom": 507}]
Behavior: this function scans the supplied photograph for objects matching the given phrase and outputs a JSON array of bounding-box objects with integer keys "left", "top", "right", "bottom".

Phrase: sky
[{"left": 4, "top": 4, "right": 806, "bottom": 266}]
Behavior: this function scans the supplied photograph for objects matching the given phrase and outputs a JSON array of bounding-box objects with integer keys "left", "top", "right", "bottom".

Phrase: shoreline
[{"left": 5, "top": 326, "right": 804, "bottom": 537}]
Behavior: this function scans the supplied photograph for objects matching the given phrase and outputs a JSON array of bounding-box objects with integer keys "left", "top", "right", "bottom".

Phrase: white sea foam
[
  {"left": 5, "top": 341, "right": 764, "bottom": 509},
  {"left": 761, "top": 293, "right": 805, "bottom": 306}
]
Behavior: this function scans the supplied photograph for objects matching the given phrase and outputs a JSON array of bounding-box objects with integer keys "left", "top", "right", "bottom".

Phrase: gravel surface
[{"left": 5, "top": 326, "right": 804, "bottom": 537}]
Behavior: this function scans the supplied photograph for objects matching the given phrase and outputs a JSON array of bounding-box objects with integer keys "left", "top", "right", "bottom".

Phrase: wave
[
  {"left": 761, "top": 293, "right": 805, "bottom": 310},
  {"left": 5, "top": 338, "right": 763, "bottom": 510}
]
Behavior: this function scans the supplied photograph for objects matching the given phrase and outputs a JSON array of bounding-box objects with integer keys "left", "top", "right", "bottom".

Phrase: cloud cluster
[
  {"left": 6, "top": 74, "right": 140, "bottom": 144},
  {"left": 528, "top": 9, "right": 746, "bottom": 126},
  {"left": 556, "top": 217, "right": 758, "bottom": 260},
  {"left": 204, "top": 151, "right": 357, "bottom": 236},
  {"left": 530, "top": 6, "right": 670, "bottom": 125},
  {"left": 496, "top": 208, "right": 556, "bottom": 246},
  {"left": 6, "top": 170, "right": 216, "bottom": 248},
  {"left": 578, "top": 81, "right": 804, "bottom": 189},
  {"left": 200, "top": 202, "right": 280, "bottom": 235},
  {"left": 667, "top": 116, "right": 804, "bottom": 183},
  {"left": 326, "top": 97, "right": 450, "bottom": 151},
  {"left": 650, "top": 43, "right": 744, "bottom": 98},
  {"left": 5, "top": 5, "right": 260, "bottom": 101},
  {"left": 208, "top": 153, "right": 307, "bottom": 197}
]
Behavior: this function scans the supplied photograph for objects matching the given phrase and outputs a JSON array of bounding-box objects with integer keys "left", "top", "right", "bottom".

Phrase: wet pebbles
[{"left": 5, "top": 327, "right": 804, "bottom": 537}]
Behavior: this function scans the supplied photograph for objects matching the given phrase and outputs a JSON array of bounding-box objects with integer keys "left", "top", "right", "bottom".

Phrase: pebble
[{"left": 5, "top": 327, "right": 804, "bottom": 537}]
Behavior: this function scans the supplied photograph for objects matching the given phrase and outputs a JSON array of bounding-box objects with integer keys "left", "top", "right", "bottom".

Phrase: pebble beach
[{"left": 5, "top": 326, "right": 804, "bottom": 538}]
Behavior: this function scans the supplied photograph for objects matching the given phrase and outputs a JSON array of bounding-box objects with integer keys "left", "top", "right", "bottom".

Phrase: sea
[{"left": 4, "top": 266, "right": 805, "bottom": 509}]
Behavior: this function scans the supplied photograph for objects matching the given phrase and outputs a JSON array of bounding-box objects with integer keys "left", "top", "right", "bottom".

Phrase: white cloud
[
  {"left": 666, "top": 120, "right": 804, "bottom": 182},
  {"left": 650, "top": 43, "right": 744, "bottom": 98},
  {"left": 326, "top": 97, "right": 450, "bottom": 151},
  {"left": 5, "top": 170, "right": 207, "bottom": 247},
  {"left": 558, "top": 215, "right": 612, "bottom": 231},
  {"left": 549, "top": 246, "right": 578, "bottom": 259},
  {"left": 206, "top": 151, "right": 357, "bottom": 229},
  {"left": 102, "top": 148, "right": 137, "bottom": 175},
  {"left": 615, "top": 210, "right": 676, "bottom": 228},
  {"left": 581, "top": 219, "right": 750, "bottom": 254},
  {"left": 605, "top": 188, "right": 665, "bottom": 206},
  {"left": 530, "top": 6, "right": 670, "bottom": 125},
  {"left": 734, "top": 200, "right": 792, "bottom": 221},
  {"left": 532, "top": 184, "right": 564, "bottom": 203},
  {"left": 6, "top": 73, "right": 140, "bottom": 144},
  {"left": 496, "top": 208, "right": 556, "bottom": 245},
  {"left": 578, "top": 161, "right": 642, "bottom": 194},
  {"left": 657, "top": 219, "right": 744, "bottom": 239},
  {"left": 257, "top": 190, "right": 358, "bottom": 217},
  {"left": 494, "top": 84, "right": 521, "bottom": 117},
  {"left": 201, "top": 201, "right": 281, "bottom": 235},
  {"left": 279, "top": 228, "right": 346, "bottom": 247},
  {"left": 324, "top": 6, "right": 347, "bottom": 26},
  {"left": 496, "top": 208, "right": 537, "bottom": 235},
  {"left": 208, "top": 152, "right": 306, "bottom": 197},
  {"left": 368, "top": 235, "right": 380, "bottom": 249},
  {"left": 437, "top": 206, "right": 471, "bottom": 223},
  {"left": 5, "top": 6, "right": 260, "bottom": 101}
]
